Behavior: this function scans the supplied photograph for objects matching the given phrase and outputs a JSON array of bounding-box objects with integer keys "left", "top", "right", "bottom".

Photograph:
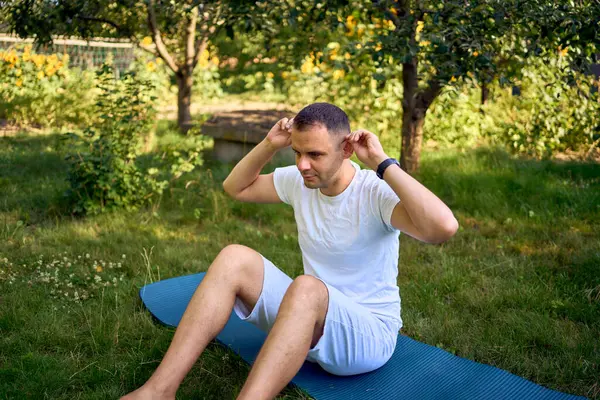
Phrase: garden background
[{"left": 1, "top": 1, "right": 599, "bottom": 398}]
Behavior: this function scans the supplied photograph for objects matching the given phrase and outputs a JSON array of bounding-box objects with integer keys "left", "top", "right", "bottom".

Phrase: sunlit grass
[{"left": 0, "top": 129, "right": 598, "bottom": 399}]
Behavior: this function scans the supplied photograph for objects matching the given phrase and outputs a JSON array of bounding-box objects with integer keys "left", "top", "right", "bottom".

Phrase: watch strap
[{"left": 376, "top": 158, "right": 400, "bottom": 179}]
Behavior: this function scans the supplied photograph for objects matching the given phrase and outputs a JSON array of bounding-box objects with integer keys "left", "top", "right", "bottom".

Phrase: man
[{"left": 122, "top": 102, "right": 458, "bottom": 400}]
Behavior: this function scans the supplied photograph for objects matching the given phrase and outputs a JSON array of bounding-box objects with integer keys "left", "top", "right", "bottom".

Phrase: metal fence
[{"left": 0, "top": 34, "right": 137, "bottom": 74}]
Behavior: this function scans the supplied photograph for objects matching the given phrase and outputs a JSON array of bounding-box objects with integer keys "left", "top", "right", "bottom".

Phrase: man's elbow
[
  {"left": 222, "top": 180, "right": 238, "bottom": 199},
  {"left": 430, "top": 216, "right": 459, "bottom": 244}
]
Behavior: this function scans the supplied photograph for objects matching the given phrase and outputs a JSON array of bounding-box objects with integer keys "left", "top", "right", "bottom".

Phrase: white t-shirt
[{"left": 273, "top": 160, "right": 403, "bottom": 329}]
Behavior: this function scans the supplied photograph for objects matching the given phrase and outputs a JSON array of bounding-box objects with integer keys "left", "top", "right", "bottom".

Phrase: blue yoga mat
[{"left": 139, "top": 273, "right": 585, "bottom": 400}]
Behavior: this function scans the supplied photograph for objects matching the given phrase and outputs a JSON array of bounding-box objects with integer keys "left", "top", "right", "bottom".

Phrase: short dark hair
[{"left": 293, "top": 102, "right": 350, "bottom": 136}]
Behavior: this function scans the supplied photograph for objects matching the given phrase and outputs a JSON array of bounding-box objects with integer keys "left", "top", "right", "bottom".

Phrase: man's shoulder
[
  {"left": 355, "top": 168, "right": 384, "bottom": 191},
  {"left": 274, "top": 165, "right": 301, "bottom": 181}
]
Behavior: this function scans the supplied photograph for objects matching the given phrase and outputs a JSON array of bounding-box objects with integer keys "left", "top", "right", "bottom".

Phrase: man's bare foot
[{"left": 120, "top": 385, "right": 175, "bottom": 400}]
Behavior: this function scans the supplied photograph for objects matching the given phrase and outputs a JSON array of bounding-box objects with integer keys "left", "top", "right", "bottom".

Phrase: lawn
[{"left": 1, "top": 127, "right": 599, "bottom": 399}]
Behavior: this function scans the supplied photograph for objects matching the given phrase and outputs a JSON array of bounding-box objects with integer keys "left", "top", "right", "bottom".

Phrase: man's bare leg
[
  {"left": 121, "top": 245, "right": 265, "bottom": 400},
  {"left": 237, "top": 275, "right": 329, "bottom": 400}
]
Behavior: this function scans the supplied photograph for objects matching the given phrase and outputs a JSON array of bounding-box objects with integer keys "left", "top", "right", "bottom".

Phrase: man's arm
[
  {"left": 222, "top": 118, "right": 293, "bottom": 204},
  {"left": 383, "top": 164, "right": 458, "bottom": 244},
  {"left": 347, "top": 129, "right": 459, "bottom": 244}
]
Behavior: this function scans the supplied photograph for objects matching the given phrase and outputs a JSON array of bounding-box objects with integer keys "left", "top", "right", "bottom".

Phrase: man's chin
[{"left": 302, "top": 177, "right": 321, "bottom": 189}]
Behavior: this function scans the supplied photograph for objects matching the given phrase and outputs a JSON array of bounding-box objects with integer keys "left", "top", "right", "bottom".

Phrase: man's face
[{"left": 290, "top": 123, "right": 346, "bottom": 189}]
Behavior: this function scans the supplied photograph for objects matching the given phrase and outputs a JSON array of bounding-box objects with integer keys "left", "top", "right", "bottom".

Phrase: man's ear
[{"left": 342, "top": 138, "right": 354, "bottom": 159}]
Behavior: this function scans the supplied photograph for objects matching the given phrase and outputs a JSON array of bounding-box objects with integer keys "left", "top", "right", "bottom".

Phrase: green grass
[{"left": 0, "top": 129, "right": 599, "bottom": 399}]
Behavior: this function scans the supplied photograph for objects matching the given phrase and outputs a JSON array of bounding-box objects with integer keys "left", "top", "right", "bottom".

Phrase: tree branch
[
  {"left": 416, "top": 80, "right": 442, "bottom": 110},
  {"left": 192, "top": 2, "right": 224, "bottom": 69},
  {"left": 147, "top": 0, "right": 179, "bottom": 73},
  {"left": 75, "top": 16, "right": 123, "bottom": 32},
  {"left": 184, "top": 6, "right": 198, "bottom": 75}
]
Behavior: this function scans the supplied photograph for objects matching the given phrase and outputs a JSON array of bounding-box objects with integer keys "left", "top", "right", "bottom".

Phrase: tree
[
  {"left": 2, "top": 0, "right": 253, "bottom": 131},
  {"left": 271, "top": 0, "right": 599, "bottom": 173}
]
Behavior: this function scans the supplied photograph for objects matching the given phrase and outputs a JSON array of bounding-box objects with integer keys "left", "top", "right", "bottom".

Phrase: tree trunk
[
  {"left": 481, "top": 80, "right": 489, "bottom": 105},
  {"left": 176, "top": 71, "right": 193, "bottom": 132},
  {"left": 400, "top": 106, "right": 426, "bottom": 174}
]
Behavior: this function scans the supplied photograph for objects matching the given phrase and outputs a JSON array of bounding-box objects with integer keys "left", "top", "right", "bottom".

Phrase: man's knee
[
  {"left": 210, "top": 244, "right": 263, "bottom": 283},
  {"left": 285, "top": 275, "right": 329, "bottom": 311}
]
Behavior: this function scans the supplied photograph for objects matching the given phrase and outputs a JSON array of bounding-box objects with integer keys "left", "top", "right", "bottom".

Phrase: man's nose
[{"left": 297, "top": 156, "right": 310, "bottom": 171}]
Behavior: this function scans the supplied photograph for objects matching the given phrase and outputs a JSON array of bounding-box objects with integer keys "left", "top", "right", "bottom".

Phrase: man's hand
[
  {"left": 346, "top": 129, "right": 389, "bottom": 171},
  {"left": 265, "top": 117, "right": 294, "bottom": 151}
]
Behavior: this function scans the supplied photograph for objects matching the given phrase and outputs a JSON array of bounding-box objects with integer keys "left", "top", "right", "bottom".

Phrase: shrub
[
  {"left": 64, "top": 61, "right": 207, "bottom": 216},
  {"left": 64, "top": 63, "right": 166, "bottom": 215},
  {"left": 483, "top": 52, "right": 600, "bottom": 157}
]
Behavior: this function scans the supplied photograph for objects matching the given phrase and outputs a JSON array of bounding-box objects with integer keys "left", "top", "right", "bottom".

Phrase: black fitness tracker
[{"left": 376, "top": 158, "right": 400, "bottom": 179}]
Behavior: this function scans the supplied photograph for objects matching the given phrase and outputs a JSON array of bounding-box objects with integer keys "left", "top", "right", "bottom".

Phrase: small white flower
[
  {"left": 122, "top": 254, "right": 126, "bottom": 259},
  {"left": 85, "top": 254, "right": 90, "bottom": 259}
]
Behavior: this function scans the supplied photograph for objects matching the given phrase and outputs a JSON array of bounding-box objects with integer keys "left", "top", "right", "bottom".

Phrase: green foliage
[
  {"left": 424, "top": 82, "right": 486, "bottom": 148},
  {"left": 483, "top": 51, "right": 600, "bottom": 157},
  {"left": 64, "top": 63, "right": 165, "bottom": 215},
  {"left": 0, "top": 46, "right": 97, "bottom": 128},
  {"left": 192, "top": 47, "right": 225, "bottom": 101},
  {"left": 128, "top": 50, "right": 176, "bottom": 107}
]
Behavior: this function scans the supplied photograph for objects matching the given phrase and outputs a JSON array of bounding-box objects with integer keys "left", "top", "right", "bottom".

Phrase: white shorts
[{"left": 233, "top": 255, "right": 398, "bottom": 376}]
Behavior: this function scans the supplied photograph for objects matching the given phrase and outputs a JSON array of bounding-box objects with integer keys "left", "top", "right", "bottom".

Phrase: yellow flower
[
  {"left": 266, "top": 72, "right": 274, "bottom": 79},
  {"left": 141, "top": 36, "right": 153, "bottom": 46},
  {"left": 15, "top": 79, "right": 23, "bottom": 87},
  {"left": 472, "top": 51, "right": 479, "bottom": 57},
  {"left": 301, "top": 59, "right": 315, "bottom": 74},
  {"left": 450, "top": 76, "right": 457, "bottom": 82},
  {"left": 198, "top": 49, "right": 210, "bottom": 68},
  {"left": 332, "top": 69, "right": 345, "bottom": 80},
  {"left": 346, "top": 15, "right": 357, "bottom": 29},
  {"left": 37, "top": 70, "right": 45, "bottom": 79},
  {"left": 558, "top": 45, "right": 568, "bottom": 57},
  {"left": 416, "top": 21, "right": 425, "bottom": 34},
  {"left": 15, "top": 69, "right": 22, "bottom": 77},
  {"left": 344, "top": 52, "right": 351, "bottom": 60},
  {"left": 146, "top": 61, "right": 156, "bottom": 72},
  {"left": 33, "top": 54, "right": 45, "bottom": 68},
  {"left": 210, "top": 56, "right": 219, "bottom": 66},
  {"left": 95, "top": 266, "right": 103, "bottom": 273},
  {"left": 281, "top": 71, "right": 290, "bottom": 79},
  {"left": 419, "top": 41, "right": 431, "bottom": 47}
]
